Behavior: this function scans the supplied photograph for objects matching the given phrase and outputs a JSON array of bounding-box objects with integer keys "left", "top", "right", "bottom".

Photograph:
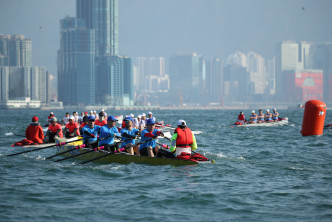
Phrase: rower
[
  {"left": 272, "top": 108, "right": 279, "bottom": 121},
  {"left": 99, "top": 116, "right": 121, "bottom": 152},
  {"left": 265, "top": 109, "right": 272, "bottom": 122},
  {"left": 120, "top": 117, "right": 140, "bottom": 155},
  {"left": 237, "top": 112, "right": 246, "bottom": 125},
  {"left": 44, "top": 117, "right": 63, "bottom": 143},
  {"left": 95, "top": 111, "right": 107, "bottom": 126},
  {"left": 79, "top": 115, "right": 89, "bottom": 135},
  {"left": 25, "top": 116, "right": 44, "bottom": 144},
  {"left": 131, "top": 114, "right": 138, "bottom": 129},
  {"left": 82, "top": 115, "right": 101, "bottom": 149},
  {"left": 147, "top": 112, "right": 156, "bottom": 122},
  {"left": 63, "top": 116, "right": 80, "bottom": 138},
  {"left": 257, "top": 109, "right": 265, "bottom": 123},
  {"left": 141, "top": 113, "right": 147, "bottom": 125},
  {"left": 47, "top": 112, "right": 55, "bottom": 126},
  {"left": 249, "top": 110, "right": 258, "bottom": 124},
  {"left": 139, "top": 118, "right": 164, "bottom": 157},
  {"left": 137, "top": 115, "right": 144, "bottom": 131},
  {"left": 62, "top": 112, "right": 70, "bottom": 125},
  {"left": 169, "top": 120, "right": 197, "bottom": 157}
]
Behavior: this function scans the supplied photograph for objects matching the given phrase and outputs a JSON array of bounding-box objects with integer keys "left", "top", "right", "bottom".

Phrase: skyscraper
[
  {"left": 76, "top": 0, "right": 118, "bottom": 56},
  {"left": 58, "top": 17, "right": 96, "bottom": 105},
  {"left": 0, "top": 34, "right": 32, "bottom": 66}
]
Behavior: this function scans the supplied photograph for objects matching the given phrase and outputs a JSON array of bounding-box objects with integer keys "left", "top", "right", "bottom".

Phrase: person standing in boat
[
  {"left": 120, "top": 117, "right": 140, "bottom": 155},
  {"left": 99, "top": 116, "right": 121, "bottom": 152},
  {"left": 44, "top": 117, "right": 63, "bottom": 143},
  {"left": 95, "top": 112, "right": 107, "bottom": 126},
  {"left": 257, "top": 109, "right": 265, "bottom": 123},
  {"left": 82, "top": 115, "right": 101, "bottom": 149},
  {"left": 237, "top": 112, "right": 246, "bottom": 125},
  {"left": 139, "top": 118, "right": 164, "bottom": 157},
  {"left": 272, "top": 108, "right": 279, "bottom": 121},
  {"left": 249, "top": 110, "right": 258, "bottom": 123},
  {"left": 169, "top": 120, "right": 197, "bottom": 157},
  {"left": 25, "top": 116, "right": 44, "bottom": 144},
  {"left": 265, "top": 109, "right": 273, "bottom": 122},
  {"left": 63, "top": 116, "right": 80, "bottom": 138}
]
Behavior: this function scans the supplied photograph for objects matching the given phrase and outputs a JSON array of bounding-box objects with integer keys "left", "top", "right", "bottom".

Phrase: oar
[
  {"left": 54, "top": 146, "right": 105, "bottom": 162},
  {"left": 45, "top": 144, "right": 86, "bottom": 159},
  {"left": 80, "top": 138, "right": 156, "bottom": 164},
  {"left": 6, "top": 138, "right": 83, "bottom": 157},
  {"left": 5, "top": 132, "right": 26, "bottom": 137},
  {"left": 324, "top": 124, "right": 332, "bottom": 129}
]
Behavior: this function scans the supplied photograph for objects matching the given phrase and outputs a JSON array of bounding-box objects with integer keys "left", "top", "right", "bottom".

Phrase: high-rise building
[
  {"left": 76, "top": 0, "right": 118, "bottom": 56},
  {"left": 58, "top": 16, "right": 96, "bottom": 105},
  {"left": 205, "top": 57, "right": 223, "bottom": 103},
  {"left": 0, "top": 66, "right": 49, "bottom": 102},
  {"left": 0, "top": 34, "right": 32, "bottom": 66},
  {"left": 275, "top": 41, "right": 311, "bottom": 101},
  {"left": 169, "top": 53, "right": 202, "bottom": 105},
  {"left": 308, "top": 42, "right": 332, "bottom": 102}
]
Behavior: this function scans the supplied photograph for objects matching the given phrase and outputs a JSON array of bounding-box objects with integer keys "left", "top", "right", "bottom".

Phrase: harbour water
[{"left": 0, "top": 109, "right": 331, "bottom": 221}]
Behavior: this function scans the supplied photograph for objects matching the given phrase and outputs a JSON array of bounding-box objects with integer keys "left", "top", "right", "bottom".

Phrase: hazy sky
[{"left": 0, "top": 0, "right": 332, "bottom": 75}]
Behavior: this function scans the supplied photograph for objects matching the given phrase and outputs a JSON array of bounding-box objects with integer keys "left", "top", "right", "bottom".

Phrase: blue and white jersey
[{"left": 139, "top": 129, "right": 160, "bottom": 150}]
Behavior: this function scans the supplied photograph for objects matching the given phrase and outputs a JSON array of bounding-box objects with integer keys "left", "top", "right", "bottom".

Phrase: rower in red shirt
[
  {"left": 95, "top": 112, "right": 107, "bottom": 126},
  {"left": 63, "top": 116, "right": 80, "bottom": 138},
  {"left": 45, "top": 117, "right": 63, "bottom": 143},
  {"left": 25, "top": 116, "right": 44, "bottom": 144}
]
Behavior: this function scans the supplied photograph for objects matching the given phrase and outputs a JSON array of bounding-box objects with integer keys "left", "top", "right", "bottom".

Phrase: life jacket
[
  {"left": 175, "top": 127, "right": 193, "bottom": 148},
  {"left": 238, "top": 114, "right": 245, "bottom": 121}
]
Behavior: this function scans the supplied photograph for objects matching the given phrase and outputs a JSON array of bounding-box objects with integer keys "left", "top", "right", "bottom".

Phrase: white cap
[
  {"left": 267, "top": 109, "right": 270, "bottom": 112},
  {"left": 50, "top": 112, "right": 54, "bottom": 115},
  {"left": 90, "top": 111, "right": 93, "bottom": 114},
  {"left": 148, "top": 111, "right": 152, "bottom": 115},
  {"left": 252, "top": 110, "right": 255, "bottom": 113},
  {"left": 94, "top": 110, "right": 96, "bottom": 113},
  {"left": 101, "top": 108, "right": 104, "bottom": 112},
  {"left": 177, "top": 119, "right": 186, "bottom": 126},
  {"left": 50, "top": 117, "right": 57, "bottom": 122},
  {"left": 273, "top": 108, "right": 277, "bottom": 110},
  {"left": 130, "top": 114, "right": 134, "bottom": 118},
  {"left": 138, "top": 115, "right": 142, "bottom": 118},
  {"left": 69, "top": 115, "right": 75, "bottom": 120},
  {"left": 142, "top": 113, "right": 146, "bottom": 116}
]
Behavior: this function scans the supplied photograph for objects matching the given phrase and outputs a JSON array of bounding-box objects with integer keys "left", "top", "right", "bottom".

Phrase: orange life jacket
[
  {"left": 175, "top": 127, "right": 193, "bottom": 148},
  {"left": 238, "top": 114, "right": 245, "bottom": 121}
]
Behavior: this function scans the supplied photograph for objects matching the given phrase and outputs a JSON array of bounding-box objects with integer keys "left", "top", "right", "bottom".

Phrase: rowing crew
[
  {"left": 236, "top": 108, "right": 279, "bottom": 125},
  {"left": 25, "top": 115, "right": 197, "bottom": 158}
]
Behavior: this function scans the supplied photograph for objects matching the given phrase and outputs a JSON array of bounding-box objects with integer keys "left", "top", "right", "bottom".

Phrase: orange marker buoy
[{"left": 301, "top": 100, "right": 327, "bottom": 136}]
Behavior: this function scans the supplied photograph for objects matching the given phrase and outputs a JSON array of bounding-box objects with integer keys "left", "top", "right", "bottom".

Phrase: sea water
[{"left": 0, "top": 109, "right": 331, "bottom": 222}]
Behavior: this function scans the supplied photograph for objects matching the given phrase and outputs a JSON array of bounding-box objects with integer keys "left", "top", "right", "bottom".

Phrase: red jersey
[
  {"left": 65, "top": 122, "right": 80, "bottom": 135},
  {"left": 95, "top": 119, "right": 107, "bottom": 126},
  {"left": 25, "top": 123, "right": 44, "bottom": 144},
  {"left": 48, "top": 123, "right": 63, "bottom": 138}
]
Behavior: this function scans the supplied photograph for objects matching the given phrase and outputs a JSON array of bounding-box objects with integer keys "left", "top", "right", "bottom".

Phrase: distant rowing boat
[
  {"left": 54, "top": 137, "right": 214, "bottom": 166},
  {"left": 233, "top": 117, "right": 289, "bottom": 127}
]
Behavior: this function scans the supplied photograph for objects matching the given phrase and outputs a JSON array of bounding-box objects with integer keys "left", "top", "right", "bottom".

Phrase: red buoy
[{"left": 301, "top": 100, "right": 327, "bottom": 136}]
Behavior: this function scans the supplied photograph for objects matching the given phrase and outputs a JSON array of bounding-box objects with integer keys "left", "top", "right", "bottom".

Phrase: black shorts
[
  {"left": 102, "top": 143, "right": 120, "bottom": 152},
  {"left": 84, "top": 140, "right": 99, "bottom": 149},
  {"left": 139, "top": 147, "right": 156, "bottom": 156}
]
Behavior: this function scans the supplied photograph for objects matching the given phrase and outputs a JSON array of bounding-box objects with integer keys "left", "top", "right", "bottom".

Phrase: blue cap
[
  {"left": 124, "top": 117, "right": 134, "bottom": 122},
  {"left": 88, "top": 115, "right": 95, "bottom": 121},
  {"left": 107, "top": 116, "right": 118, "bottom": 122},
  {"left": 147, "top": 118, "right": 155, "bottom": 125}
]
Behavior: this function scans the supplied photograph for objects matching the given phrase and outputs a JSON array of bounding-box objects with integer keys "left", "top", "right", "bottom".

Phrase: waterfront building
[
  {"left": 169, "top": 53, "right": 202, "bottom": 105},
  {"left": 57, "top": 16, "right": 96, "bottom": 105},
  {"left": 0, "top": 34, "right": 32, "bottom": 66},
  {"left": 283, "top": 69, "right": 323, "bottom": 102},
  {"left": 205, "top": 57, "right": 223, "bottom": 104},
  {"left": 0, "top": 66, "right": 49, "bottom": 103}
]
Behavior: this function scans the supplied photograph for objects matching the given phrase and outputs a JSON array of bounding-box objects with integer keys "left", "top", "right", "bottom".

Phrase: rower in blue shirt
[
  {"left": 249, "top": 110, "right": 258, "bottom": 124},
  {"left": 272, "top": 108, "right": 279, "bottom": 121},
  {"left": 265, "top": 109, "right": 273, "bottom": 122},
  {"left": 120, "top": 117, "right": 140, "bottom": 155},
  {"left": 257, "top": 109, "right": 265, "bottom": 123},
  {"left": 99, "top": 116, "right": 121, "bottom": 152},
  {"left": 82, "top": 115, "right": 101, "bottom": 148}
]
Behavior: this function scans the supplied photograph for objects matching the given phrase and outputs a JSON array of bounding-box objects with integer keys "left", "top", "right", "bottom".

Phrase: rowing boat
[
  {"left": 54, "top": 137, "right": 214, "bottom": 166},
  {"left": 233, "top": 117, "right": 289, "bottom": 127}
]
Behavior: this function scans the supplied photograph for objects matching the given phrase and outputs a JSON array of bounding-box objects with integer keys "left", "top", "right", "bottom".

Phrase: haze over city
[
  {"left": 1, "top": 0, "right": 331, "bottom": 75},
  {"left": 0, "top": 0, "right": 332, "bottom": 108}
]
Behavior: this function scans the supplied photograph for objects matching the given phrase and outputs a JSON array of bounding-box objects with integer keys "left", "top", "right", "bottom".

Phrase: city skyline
[{"left": 1, "top": 0, "right": 331, "bottom": 76}]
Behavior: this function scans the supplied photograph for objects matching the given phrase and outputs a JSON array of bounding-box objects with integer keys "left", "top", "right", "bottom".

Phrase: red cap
[
  {"left": 32, "top": 116, "right": 38, "bottom": 122},
  {"left": 85, "top": 111, "right": 88, "bottom": 115}
]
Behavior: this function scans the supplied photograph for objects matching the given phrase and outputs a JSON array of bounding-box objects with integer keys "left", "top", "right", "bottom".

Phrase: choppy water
[{"left": 0, "top": 109, "right": 331, "bottom": 222}]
